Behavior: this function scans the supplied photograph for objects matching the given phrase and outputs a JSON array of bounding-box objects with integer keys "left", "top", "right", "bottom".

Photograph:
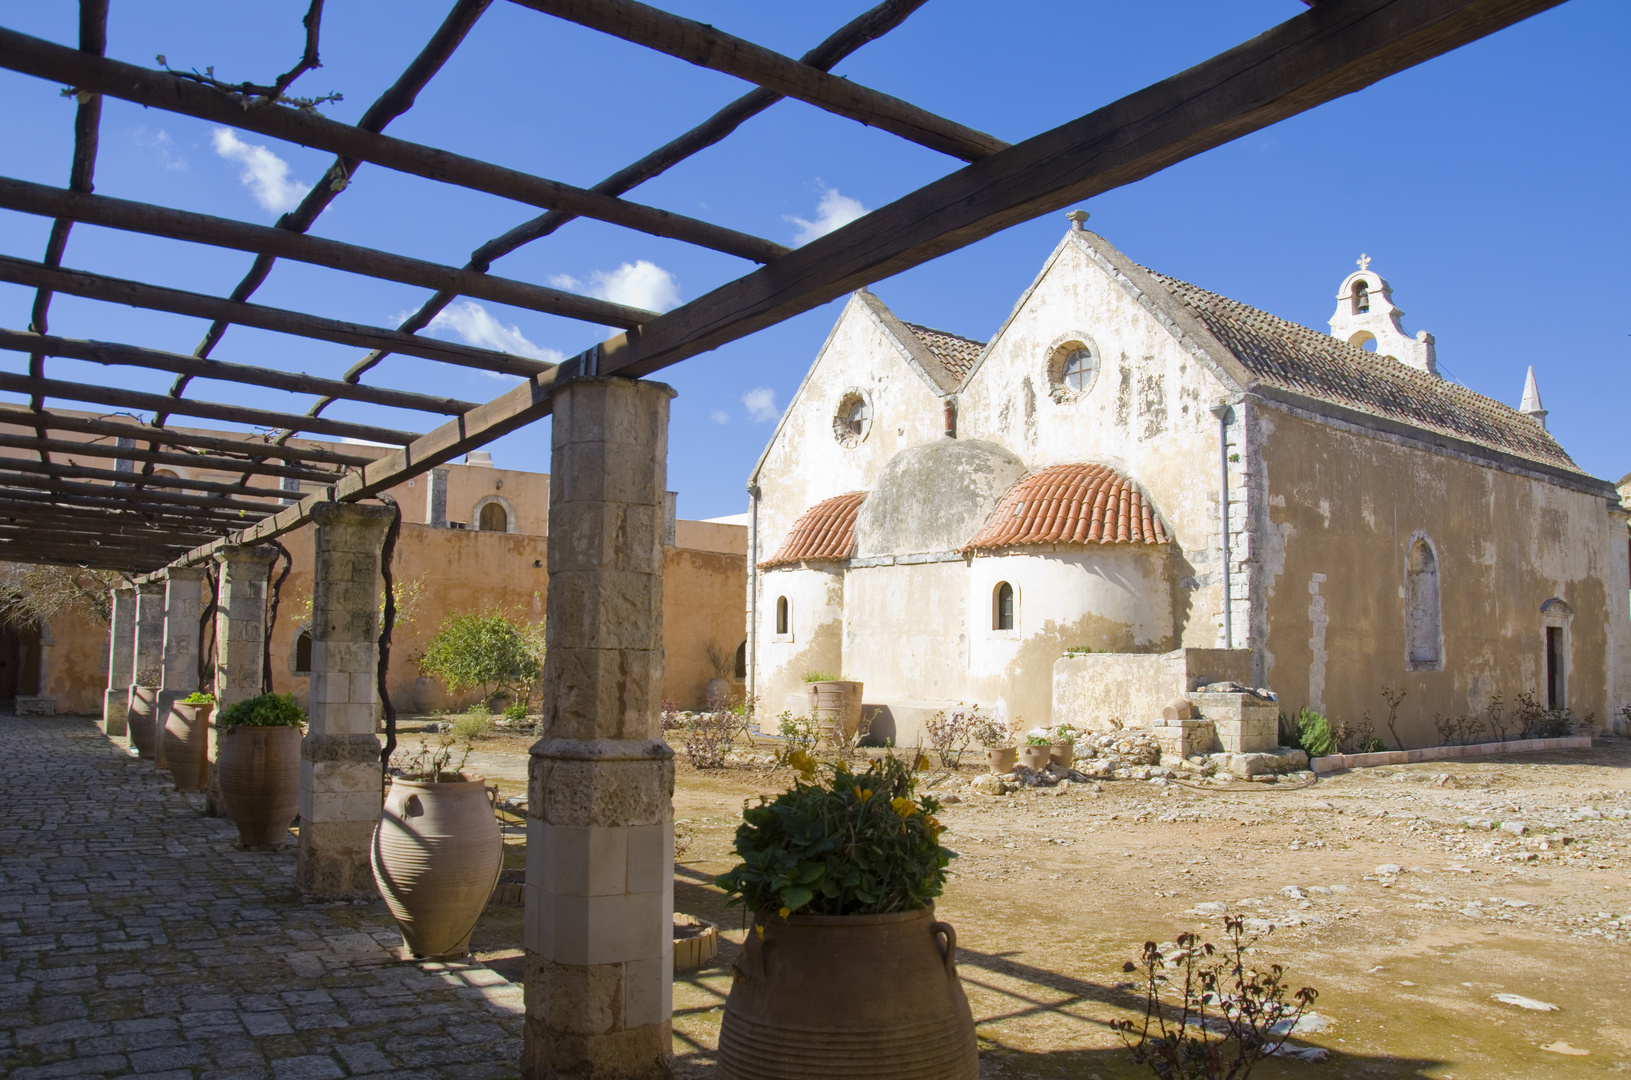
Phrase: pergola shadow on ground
[{"left": 0, "top": 712, "right": 523, "bottom": 1080}]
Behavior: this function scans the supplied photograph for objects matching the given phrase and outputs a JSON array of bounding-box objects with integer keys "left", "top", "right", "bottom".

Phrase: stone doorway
[{"left": 0, "top": 619, "right": 42, "bottom": 702}]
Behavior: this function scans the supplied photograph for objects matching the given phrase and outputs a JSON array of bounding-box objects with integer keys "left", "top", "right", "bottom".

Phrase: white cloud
[
  {"left": 786, "top": 184, "right": 868, "bottom": 245},
  {"left": 710, "top": 409, "right": 730, "bottom": 425},
  {"left": 211, "top": 127, "right": 310, "bottom": 212},
  {"left": 422, "top": 301, "right": 565, "bottom": 370},
  {"left": 742, "top": 387, "right": 780, "bottom": 423},
  {"left": 134, "top": 127, "right": 186, "bottom": 171},
  {"left": 550, "top": 260, "right": 680, "bottom": 314}
]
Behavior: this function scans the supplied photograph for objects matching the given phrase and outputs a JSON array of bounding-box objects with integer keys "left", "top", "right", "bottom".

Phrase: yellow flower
[
  {"left": 855, "top": 788, "right": 873, "bottom": 803},
  {"left": 779, "top": 906, "right": 791, "bottom": 919},
  {"left": 756, "top": 925, "right": 765, "bottom": 940},
  {"left": 891, "top": 797, "right": 919, "bottom": 818}
]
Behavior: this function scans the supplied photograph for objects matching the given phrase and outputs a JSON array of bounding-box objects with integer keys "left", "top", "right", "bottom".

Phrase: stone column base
[
  {"left": 15, "top": 695, "right": 54, "bottom": 716},
  {"left": 102, "top": 689, "right": 128, "bottom": 734},
  {"left": 296, "top": 733, "right": 383, "bottom": 898},
  {"left": 522, "top": 954, "right": 673, "bottom": 1079}
]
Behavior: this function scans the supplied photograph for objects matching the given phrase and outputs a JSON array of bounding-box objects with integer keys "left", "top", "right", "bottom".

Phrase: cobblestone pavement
[{"left": 0, "top": 714, "right": 524, "bottom": 1079}]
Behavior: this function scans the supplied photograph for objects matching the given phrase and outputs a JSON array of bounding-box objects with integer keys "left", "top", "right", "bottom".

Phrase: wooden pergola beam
[
  {"left": 0, "top": 27, "right": 791, "bottom": 265},
  {"left": 0, "top": 455, "right": 291, "bottom": 500},
  {"left": 0, "top": 329, "right": 478, "bottom": 417},
  {"left": 0, "top": 495, "right": 230, "bottom": 531},
  {"left": 0, "top": 256, "right": 553, "bottom": 378},
  {"left": 0, "top": 177, "right": 657, "bottom": 330},
  {"left": 507, "top": 0, "right": 1008, "bottom": 162},
  {"left": 0, "top": 372, "right": 419, "bottom": 446},
  {"left": 0, "top": 406, "right": 373, "bottom": 467},
  {"left": 0, "top": 511, "right": 214, "bottom": 538},
  {"left": 0, "top": 469, "right": 277, "bottom": 514},
  {"left": 0, "top": 431, "right": 341, "bottom": 483},
  {"left": 0, "top": 542, "right": 184, "bottom": 571}
]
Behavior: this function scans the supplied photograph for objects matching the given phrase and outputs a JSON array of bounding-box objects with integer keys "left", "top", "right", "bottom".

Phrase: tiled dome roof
[
  {"left": 965, "top": 464, "right": 1169, "bottom": 551},
  {"left": 759, "top": 491, "right": 866, "bottom": 568}
]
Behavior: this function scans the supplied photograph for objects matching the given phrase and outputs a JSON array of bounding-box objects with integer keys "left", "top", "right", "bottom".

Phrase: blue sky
[{"left": 2, "top": 1, "right": 1627, "bottom": 521}]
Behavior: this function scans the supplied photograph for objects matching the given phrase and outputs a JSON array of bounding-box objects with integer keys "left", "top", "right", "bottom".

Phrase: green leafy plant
[
  {"left": 802, "top": 670, "right": 839, "bottom": 683},
  {"left": 1051, "top": 724, "right": 1078, "bottom": 745},
  {"left": 181, "top": 691, "right": 214, "bottom": 705},
  {"left": 1112, "top": 918, "right": 1318, "bottom": 1080},
  {"left": 217, "top": 692, "right": 305, "bottom": 736},
  {"left": 1025, "top": 734, "right": 1053, "bottom": 747},
  {"left": 419, "top": 608, "right": 543, "bottom": 709},
  {"left": 448, "top": 704, "right": 495, "bottom": 743},
  {"left": 503, "top": 700, "right": 528, "bottom": 722},
  {"left": 1294, "top": 708, "right": 1338, "bottom": 758},
  {"left": 715, "top": 755, "right": 954, "bottom": 917}
]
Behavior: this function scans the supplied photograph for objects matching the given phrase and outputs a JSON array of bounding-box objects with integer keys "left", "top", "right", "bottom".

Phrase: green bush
[
  {"left": 419, "top": 608, "right": 544, "bottom": 707},
  {"left": 802, "top": 670, "right": 838, "bottom": 683},
  {"left": 1295, "top": 708, "right": 1338, "bottom": 758},
  {"left": 217, "top": 692, "right": 305, "bottom": 735},
  {"left": 181, "top": 691, "right": 214, "bottom": 705},
  {"left": 714, "top": 755, "right": 955, "bottom": 917},
  {"left": 448, "top": 704, "right": 495, "bottom": 743},
  {"left": 503, "top": 700, "right": 528, "bottom": 722}
]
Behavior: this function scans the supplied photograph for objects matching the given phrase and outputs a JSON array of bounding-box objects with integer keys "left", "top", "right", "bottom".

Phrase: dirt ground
[{"left": 456, "top": 731, "right": 1631, "bottom": 1078}]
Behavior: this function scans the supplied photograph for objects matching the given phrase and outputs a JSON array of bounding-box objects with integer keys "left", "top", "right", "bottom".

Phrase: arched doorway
[{"left": 0, "top": 620, "right": 42, "bottom": 702}]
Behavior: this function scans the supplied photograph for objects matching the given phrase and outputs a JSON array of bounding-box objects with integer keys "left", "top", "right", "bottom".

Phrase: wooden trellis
[{"left": 0, "top": 0, "right": 1566, "bottom": 573}]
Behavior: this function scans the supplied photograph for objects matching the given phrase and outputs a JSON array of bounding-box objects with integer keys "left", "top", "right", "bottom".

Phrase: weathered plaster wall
[
  {"left": 662, "top": 545, "right": 748, "bottom": 709},
  {"left": 955, "top": 232, "right": 1234, "bottom": 651},
  {"left": 1052, "top": 648, "right": 1252, "bottom": 731},
  {"left": 1255, "top": 406, "right": 1627, "bottom": 744},
  {"left": 757, "top": 565, "right": 845, "bottom": 718},
  {"left": 41, "top": 607, "right": 108, "bottom": 714}
]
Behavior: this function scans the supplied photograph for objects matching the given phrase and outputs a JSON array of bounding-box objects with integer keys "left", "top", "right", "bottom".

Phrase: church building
[{"left": 745, "top": 219, "right": 1630, "bottom": 746}]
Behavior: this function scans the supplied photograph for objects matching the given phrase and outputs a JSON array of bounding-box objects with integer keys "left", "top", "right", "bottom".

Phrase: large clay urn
[
  {"left": 162, "top": 701, "right": 213, "bottom": 792},
  {"left": 126, "top": 686, "right": 160, "bottom": 759},
  {"left": 217, "top": 725, "right": 302, "bottom": 848},
  {"left": 372, "top": 774, "right": 503, "bottom": 959},
  {"left": 807, "top": 680, "right": 863, "bottom": 742},
  {"left": 719, "top": 906, "right": 977, "bottom": 1079}
]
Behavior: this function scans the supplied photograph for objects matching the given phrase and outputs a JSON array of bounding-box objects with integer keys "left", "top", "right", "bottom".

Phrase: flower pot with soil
[
  {"left": 714, "top": 755, "right": 976, "bottom": 1079},
  {"left": 984, "top": 746, "right": 1017, "bottom": 774},
  {"left": 1049, "top": 725, "right": 1079, "bottom": 769},
  {"left": 162, "top": 693, "right": 214, "bottom": 792},
  {"left": 215, "top": 693, "right": 305, "bottom": 849},
  {"left": 1019, "top": 740, "right": 1053, "bottom": 772},
  {"left": 126, "top": 684, "right": 160, "bottom": 759},
  {"left": 372, "top": 736, "right": 503, "bottom": 960}
]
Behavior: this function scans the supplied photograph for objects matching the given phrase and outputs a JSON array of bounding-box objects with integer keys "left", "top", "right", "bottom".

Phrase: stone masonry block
[
  {"left": 520, "top": 1022, "right": 673, "bottom": 1080},
  {"left": 547, "top": 505, "right": 663, "bottom": 577},
  {"left": 552, "top": 440, "right": 666, "bottom": 508},
  {"left": 539, "top": 648, "right": 663, "bottom": 742},
  {"left": 1212, "top": 717, "right": 1278, "bottom": 753},
  {"left": 529, "top": 747, "right": 673, "bottom": 830},
  {"left": 536, "top": 890, "right": 667, "bottom": 966},
  {"left": 543, "top": 573, "right": 662, "bottom": 653},
  {"left": 625, "top": 823, "right": 671, "bottom": 896},
  {"left": 535, "top": 824, "right": 629, "bottom": 898},
  {"left": 295, "top": 818, "right": 375, "bottom": 898},
  {"left": 624, "top": 956, "right": 672, "bottom": 1030},
  {"left": 523, "top": 952, "right": 621, "bottom": 1036}
]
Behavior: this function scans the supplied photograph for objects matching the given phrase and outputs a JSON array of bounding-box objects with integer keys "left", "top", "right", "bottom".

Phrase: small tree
[{"left": 419, "top": 608, "right": 543, "bottom": 708}]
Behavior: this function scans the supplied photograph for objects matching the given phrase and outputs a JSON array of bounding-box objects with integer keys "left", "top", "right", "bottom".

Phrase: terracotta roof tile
[
  {"left": 965, "top": 464, "right": 1169, "bottom": 551},
  {"left": 903, "top": 322, "right": 985, "bottom": 384},
  {"left": 1145, "top": 271, "right": 1580, "bottom": 474},
  {"left": 760, "top": 491, "right": 866, "bottom": 568}
]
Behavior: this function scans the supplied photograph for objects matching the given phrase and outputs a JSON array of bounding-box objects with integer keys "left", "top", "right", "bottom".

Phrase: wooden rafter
[
  {"left": 0, "top": 407, "right": 370, "bottom": 468},
  {"left": 0, "top": 470, "right": 277, "bottom": 514},
  {"left": 0, "top": 456, "right": 291, "bottom": 500},
  {"left": 0, "top": 431, "right": 339, "bottom": 483}
]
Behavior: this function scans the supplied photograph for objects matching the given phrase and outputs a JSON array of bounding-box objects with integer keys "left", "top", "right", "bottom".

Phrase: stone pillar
[
  {"left": 296, "top": 501, "right": 392, "bottom": 899},
  {"left": 128, "top": 583, "right": 165, "bottom": 751},
  {"left": 103, "top": 585, "right": 136, "bottom": 735},
  {"left": 425, "top": 467, "right": 449, "bottom": 527},
  {"left": 155, "top": 567, "right": 206, "bottom": 770},
  {"left": 209, "top": 545, "right": 277, "bottom": 814},
  {"left": 525, "top": 378, "right": 675, "bottom": 1079}
]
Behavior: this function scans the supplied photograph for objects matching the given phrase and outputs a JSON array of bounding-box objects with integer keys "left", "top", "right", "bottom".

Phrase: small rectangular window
[{"left": 1545, "top": 625, "right": 1565, "bottom": 710}]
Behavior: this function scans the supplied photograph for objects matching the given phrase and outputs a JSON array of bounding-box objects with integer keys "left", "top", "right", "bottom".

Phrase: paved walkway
[{"left": 0, "top": 714, "right": 524, "bottom": 1080}]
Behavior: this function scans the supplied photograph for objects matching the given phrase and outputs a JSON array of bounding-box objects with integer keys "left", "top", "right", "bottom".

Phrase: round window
[
  {"left": 832, "top": 389, "right": 872, "bottom": 447},
  {"left": 1047, "top": 338, "right": 1099, "bottom": 402}
]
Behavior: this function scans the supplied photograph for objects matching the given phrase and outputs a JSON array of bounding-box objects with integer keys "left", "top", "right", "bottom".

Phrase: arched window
[
  {"left": 993, "top": 581, "right": 1015, "bottom": 631},
  {"left": 1405, "top": 538, "right": 1441, "bottom": 668},
  {"left": 478, "top": 501, "right": 508, "bottom": 532},
  {"left": 1353, "top": 279, "right": 1371, "bottom": 314},
  {"left": 733, "top": 639, "right": 747, "bottom": 679},
  {"left": 1061, "top": 349, "right": 1093, "bottom": 393},
  {"left": 294, "top": 629, "right": 313, "bottom": 675},
  {"left": 1541, "top": 598, "right": 1574, "bottom": 711},
  {"left": 775, "top": 596, "right": 790, "bottom": 636}
]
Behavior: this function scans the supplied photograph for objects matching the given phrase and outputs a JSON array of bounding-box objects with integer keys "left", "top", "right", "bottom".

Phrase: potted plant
[
  {"left": 703, "top": 640, "right": 736, "bottom": 709},
  {"left": 216, "top": 692, "right": 305, "bottom": 849},
  {"left": 1049, "top": 724, "right": 1078, "bottom": 770},
  {"left": 162, "top": 691, "right": 214, "bottom": 793},
  {"left": 714, "top": 756, "right": 977, "bottom": 1079},
  {"left": 126, "top": 664, "right": 162, "bottom": 760},
  {"left": 1020, "top": 732, "right": 1054, "bottom": 772},
  {"left": 804, "top": 670, "right": 863, "bottom": 742},
  {"left": 971, "top": 713, "right": 1015, "bottom": 774},
  {"left": 372, "top": 733, "right": 502, "bottom": 960}
]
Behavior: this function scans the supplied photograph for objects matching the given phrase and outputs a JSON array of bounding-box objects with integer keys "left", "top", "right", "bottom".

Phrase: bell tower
[{"left": 1328, "top": 254, "right": 1438, "bottom": 376}]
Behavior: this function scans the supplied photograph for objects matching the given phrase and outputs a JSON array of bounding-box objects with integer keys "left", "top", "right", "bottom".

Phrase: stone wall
[{"left": 1052, "top": 648, "right": 1252, "bottom": 731}]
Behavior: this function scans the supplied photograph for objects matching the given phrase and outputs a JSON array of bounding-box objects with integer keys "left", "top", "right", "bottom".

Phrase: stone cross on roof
[{"left": 1357, "top": 253, "right": 1372, "bottom": 271}]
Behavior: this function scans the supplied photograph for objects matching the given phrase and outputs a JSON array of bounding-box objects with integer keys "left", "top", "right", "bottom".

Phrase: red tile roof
[
  {"left": 965, "top": 464, "right": 1169, "bottom": 551},
  {"left": 903, "top": 323, "right": 985, "bottom": 385},
  {"left": 760, "top": 491, "right": 866, "bottom": 568}
]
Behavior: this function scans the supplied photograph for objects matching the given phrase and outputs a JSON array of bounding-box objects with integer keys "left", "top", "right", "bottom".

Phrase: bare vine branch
[{"left": 148, "top": 0, "right": 343, "bottom": 113}]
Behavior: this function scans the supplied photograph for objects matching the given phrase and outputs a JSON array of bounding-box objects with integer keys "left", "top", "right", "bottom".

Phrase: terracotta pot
[
  {"left": 126, "top": 686, "right": 159, "bottom": 759},
  {"left": 1019, "top": 744, "right": 1053, "bottom": 771},
  {"left": 162, "top": 702, "right": 213, "bottom": 792},
  {"left": 720, "top": 906, "right": 977, "bottom": 1079},
  {"left": 808, "top": 680, "right": 863, "bottom": 741},
  {"left": 984, "top": 746, "right": 1017, "bottom": 774},
  {"left": 217, "top": 726, "right": 302, "bottom": 848},
  {"left": 704, "top": 677, "right": 733, "bottom": 709},
  {"left": 1050, "top": 742, "right": 1075, "bottom": 770},
  {"left": 372, "top": 774, "right": 503, "bottom": 959}
]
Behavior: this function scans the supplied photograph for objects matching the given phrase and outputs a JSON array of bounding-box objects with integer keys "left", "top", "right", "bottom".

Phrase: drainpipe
[
  {"left": 746, "top": 482, "right": 761, "bottom": 719},
  {"left": 1209, "top": 402, "right": 1234, "bottom": 649}
]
